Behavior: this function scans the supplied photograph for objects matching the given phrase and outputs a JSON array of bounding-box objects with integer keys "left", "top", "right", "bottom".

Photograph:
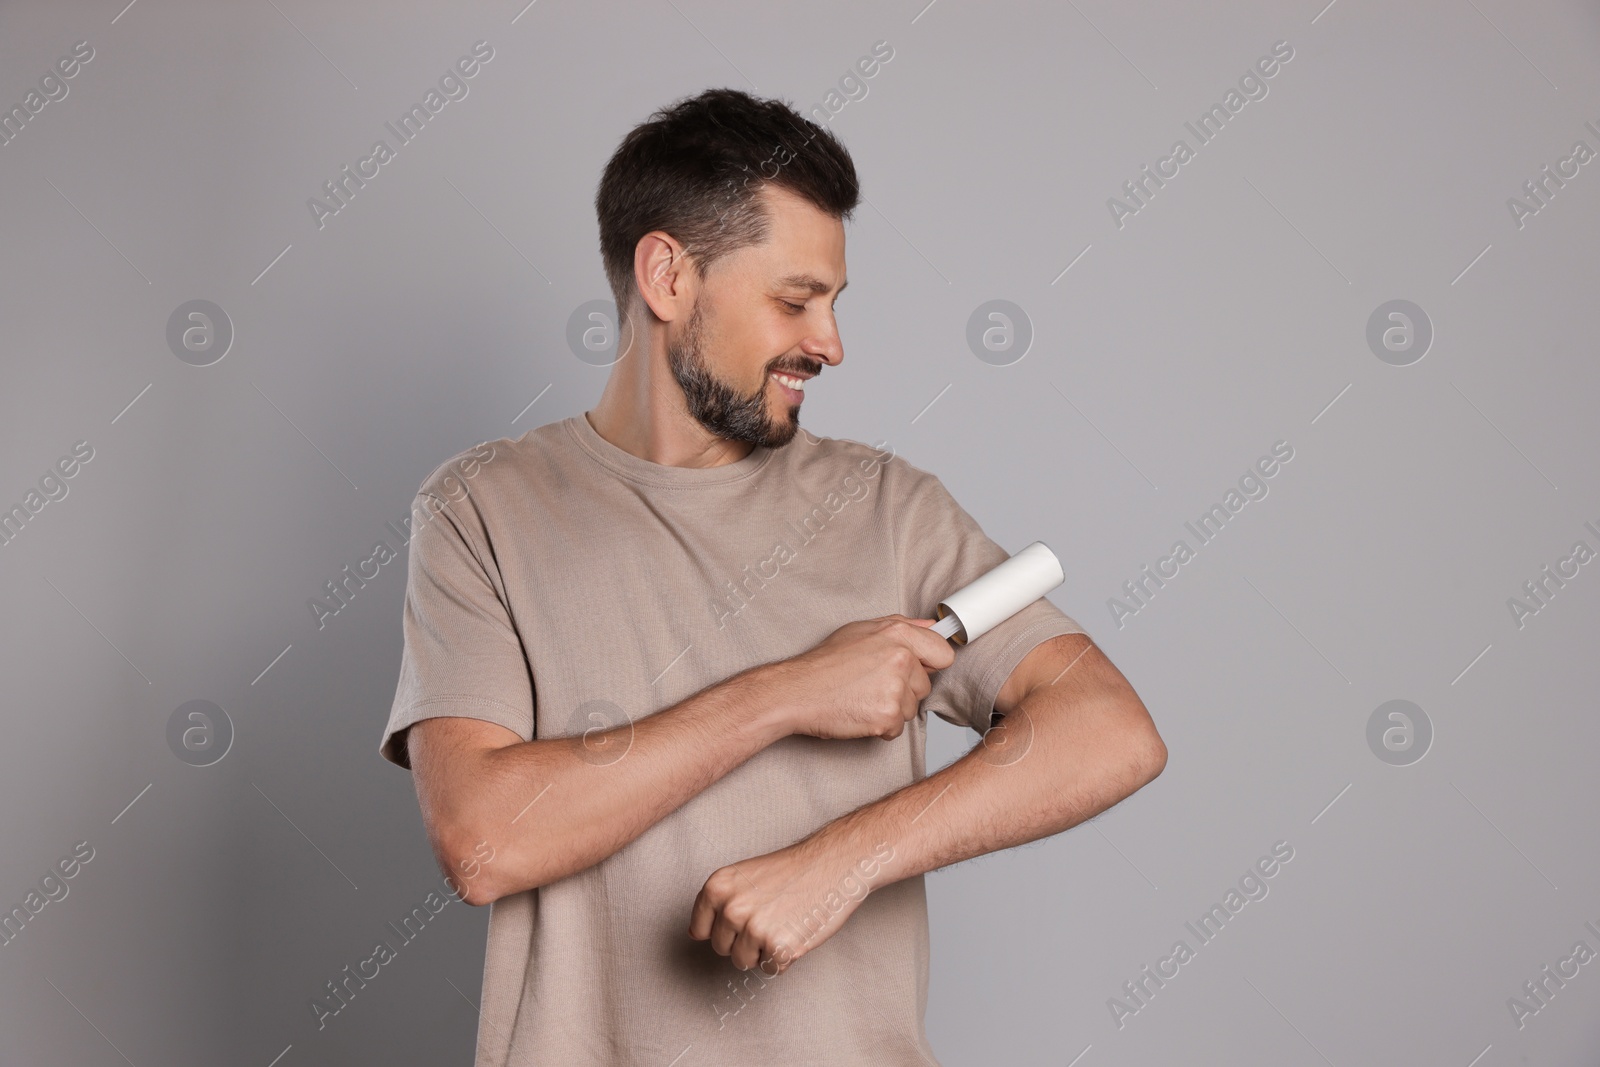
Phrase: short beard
[{"left": 666, "top": 300, "right": 801, "bottom": 450}]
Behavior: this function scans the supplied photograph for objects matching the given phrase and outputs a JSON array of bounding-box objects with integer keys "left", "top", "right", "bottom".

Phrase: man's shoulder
[
  {"left": 783, "top": 428, "right": 904, "bottom": 479},
  {"left": 412, "top": 420, "right": 567, "bottom": 510},
  {"left": 783, "top": 430, "right": 948, "bottom": 503}
]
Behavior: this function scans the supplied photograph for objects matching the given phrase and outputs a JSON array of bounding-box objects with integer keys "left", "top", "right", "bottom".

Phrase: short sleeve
[
  {"left": 380, "top": 491, "right": 535, "bottom": 769},
  {"left": 892, "top": 464, "right": 1086, "bottom": 735}
]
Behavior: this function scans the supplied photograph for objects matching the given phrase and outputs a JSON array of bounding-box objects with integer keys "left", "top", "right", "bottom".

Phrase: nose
[{"left": 800, "top": 309, "right": 844, "bottom": 368}]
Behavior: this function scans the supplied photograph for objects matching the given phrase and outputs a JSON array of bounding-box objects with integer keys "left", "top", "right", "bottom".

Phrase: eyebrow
[{"left": 777, "top": 273, "right": 847, "bottom": 297}]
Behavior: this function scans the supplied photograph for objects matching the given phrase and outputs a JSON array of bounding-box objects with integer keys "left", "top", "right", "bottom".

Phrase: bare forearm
[
  {"left": 813, "top": 687, "right": 1165, "bottom": 890},
  {"left": 457, "top": 663, "right": 792, "bottom": 901},
  {"left": 684, "top": 635, "right": 1167, "bottom": 976}
]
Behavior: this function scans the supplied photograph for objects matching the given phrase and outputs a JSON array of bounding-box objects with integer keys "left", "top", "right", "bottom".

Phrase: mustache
[{"left": 768, "top": 361, "right": 821, "bottom": 378}]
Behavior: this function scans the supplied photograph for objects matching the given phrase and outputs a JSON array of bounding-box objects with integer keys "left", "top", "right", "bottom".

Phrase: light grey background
[{"left": 3, "top": 1, "right": 1597, "bottom": 1064}]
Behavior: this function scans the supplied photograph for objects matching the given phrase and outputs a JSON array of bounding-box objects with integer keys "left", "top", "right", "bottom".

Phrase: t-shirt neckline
[{"left": 566, "top": 411, "right": 775, "bottom": 488}]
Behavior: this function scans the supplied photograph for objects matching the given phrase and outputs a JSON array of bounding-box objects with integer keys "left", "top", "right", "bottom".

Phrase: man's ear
[{"left": 634, "top": 231, "right": 695, "bottom": 323}]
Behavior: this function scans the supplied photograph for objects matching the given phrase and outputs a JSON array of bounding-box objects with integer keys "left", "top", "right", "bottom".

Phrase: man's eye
[{"left": 780, "top": 300, "right": 805, "bottom": 313}]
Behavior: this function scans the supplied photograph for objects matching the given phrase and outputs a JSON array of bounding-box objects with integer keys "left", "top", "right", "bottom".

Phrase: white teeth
[{"left": 772, "top": 372, "right": 806, "bottom": 391}]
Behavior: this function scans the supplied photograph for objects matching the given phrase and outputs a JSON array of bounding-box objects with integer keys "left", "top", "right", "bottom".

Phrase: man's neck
[{"left": 584, "top": 401, "right": 752, "bottom": 470}]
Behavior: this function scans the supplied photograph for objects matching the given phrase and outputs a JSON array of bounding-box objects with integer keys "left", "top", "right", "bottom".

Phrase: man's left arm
[{"left": 689, "top": 631, "right": 1166, "bottom": 974}]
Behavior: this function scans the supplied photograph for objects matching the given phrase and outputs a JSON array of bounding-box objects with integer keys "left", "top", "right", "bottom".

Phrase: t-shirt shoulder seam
[
  {"left": 879, "top": 449, "right": 938, "bottom": 481},
  {"left": 410, "top": 492, "right": 521, "bottom": 642},
  {"left": 413, "top": 434, "right": 546, "bottom": 522},
  {"left": 415, "top": 491, "right": 494, "bottom": 565},
  {"left": 420, "top": 437, "right": 516, "bottom": 489}
]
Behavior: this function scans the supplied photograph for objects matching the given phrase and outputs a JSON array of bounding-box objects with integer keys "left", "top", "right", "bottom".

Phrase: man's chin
[
  {"left": 763, "top": 428, "right": 798, "bottom": 449},
  {"left": 692, "top": 400, "right": 799, "bottom": 451},
  {"left": 762, "top": 410, "right": 802, "bottom": 448}
]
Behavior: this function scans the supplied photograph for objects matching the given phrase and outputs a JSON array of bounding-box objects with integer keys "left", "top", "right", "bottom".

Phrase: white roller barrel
[{"left": 929, "top": 541, "right": 1065, "bottom": 646}]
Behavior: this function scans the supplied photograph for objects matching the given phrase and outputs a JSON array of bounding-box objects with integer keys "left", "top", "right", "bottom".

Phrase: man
[{"left": 381, "top": 87, "right": 1165, "bottom": 1065}]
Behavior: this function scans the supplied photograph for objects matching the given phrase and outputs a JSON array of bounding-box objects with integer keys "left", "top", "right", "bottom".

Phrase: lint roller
[{"left": 927, "top": 541, "right": 1065, "bottom": 646}]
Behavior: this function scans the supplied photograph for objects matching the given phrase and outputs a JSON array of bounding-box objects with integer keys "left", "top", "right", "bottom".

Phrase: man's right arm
[
  {"left": 407, "top": 615, "right": 954, "bottom": 906},
  {"left": 409, "top": 660, "right": 792, "bottom": 906}
]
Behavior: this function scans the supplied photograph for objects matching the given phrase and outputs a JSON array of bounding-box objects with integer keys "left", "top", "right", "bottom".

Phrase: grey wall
[{"left": 3, "top": 1, "right": 1598, "bottom": 1063}]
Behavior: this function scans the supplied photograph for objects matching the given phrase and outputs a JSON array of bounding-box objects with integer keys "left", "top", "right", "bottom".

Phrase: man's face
[{"left": 667, "top": 185, "right": 847, "bottom": 450}]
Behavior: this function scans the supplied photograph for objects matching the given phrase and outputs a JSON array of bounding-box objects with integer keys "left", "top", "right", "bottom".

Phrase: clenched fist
[
  {"left": 689, "top": 836, "right": 896, "bottom": 975},
  {"left": 767, "top": 615, "right": 955, "bottom": 741}
]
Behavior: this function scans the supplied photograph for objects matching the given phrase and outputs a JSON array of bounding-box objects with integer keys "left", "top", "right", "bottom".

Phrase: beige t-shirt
[{"left": 381, "top": 412, "right": 1086, "bottom": 1066}]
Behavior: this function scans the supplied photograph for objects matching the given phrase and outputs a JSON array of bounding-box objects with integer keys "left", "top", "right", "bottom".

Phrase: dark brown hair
[{"left": 595, "top": 87, "right": 860, "bottom": 317}]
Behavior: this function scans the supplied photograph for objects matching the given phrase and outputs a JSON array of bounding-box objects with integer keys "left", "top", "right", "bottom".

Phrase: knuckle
[{"left": 707, "top": 867, "right": 739, "bottom": 897}]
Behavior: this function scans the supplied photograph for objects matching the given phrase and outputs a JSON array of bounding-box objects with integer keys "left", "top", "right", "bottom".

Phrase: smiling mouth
[{"left": 770, "top": 371, "right": 808, "bottom": 394}]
